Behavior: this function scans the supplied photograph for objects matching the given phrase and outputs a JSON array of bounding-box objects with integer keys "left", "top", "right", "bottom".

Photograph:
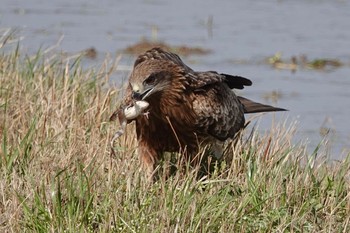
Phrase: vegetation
[
  {"left": 1, "top": 46, "right": 350, "bottom": 232},
  {"left": 267, "top": 52, "right": 344, "bottom": 72}
]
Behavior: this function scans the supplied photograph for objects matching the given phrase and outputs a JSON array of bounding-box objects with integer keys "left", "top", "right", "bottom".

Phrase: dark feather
[
  {"left": 188, "top": 71, "right": 224, "bottom": 89},
  {"left": 238, "top": 96, "right": 287, "bottom": 114},
  {"left": 222, "top": 74, "right": 252, "bottom": 89}
]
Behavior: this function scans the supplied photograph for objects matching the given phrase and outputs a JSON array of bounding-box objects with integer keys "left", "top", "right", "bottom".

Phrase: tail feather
[{"left": 238, "top": 96, "right": 287, "bottom": 114}]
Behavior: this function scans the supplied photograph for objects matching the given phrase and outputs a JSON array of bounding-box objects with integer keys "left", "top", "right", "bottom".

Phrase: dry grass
[{"left": 1, "top": 46, "right": 350, "bottom": 233}]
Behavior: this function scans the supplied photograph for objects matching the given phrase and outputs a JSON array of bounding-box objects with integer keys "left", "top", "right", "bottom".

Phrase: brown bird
[{"left": 111, "top": 47, "right": 286, "bottom": 178}]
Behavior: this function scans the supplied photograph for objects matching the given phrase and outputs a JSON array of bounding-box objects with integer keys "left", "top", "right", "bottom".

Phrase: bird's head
[{"left": 129, "top": 61, "right": 176, "bottom": 101}]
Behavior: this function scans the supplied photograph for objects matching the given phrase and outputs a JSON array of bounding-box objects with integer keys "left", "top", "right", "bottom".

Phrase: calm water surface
[{"left": 1, "top": 0, "right": 350, "bottom": 158}]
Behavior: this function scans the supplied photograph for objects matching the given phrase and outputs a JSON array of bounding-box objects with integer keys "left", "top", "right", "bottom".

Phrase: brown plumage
[{"left": 112, "top": 48, "right": 286, "bottom": 177}]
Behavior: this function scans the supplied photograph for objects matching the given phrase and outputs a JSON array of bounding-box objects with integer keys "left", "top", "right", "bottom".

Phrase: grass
[{"left": 0, "top": 46, "right": 350, "bottom": 233}]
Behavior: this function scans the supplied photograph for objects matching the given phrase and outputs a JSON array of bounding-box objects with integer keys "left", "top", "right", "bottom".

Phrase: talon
[{"left": 143, "top": 111, "right": 150, "bottom": 119}]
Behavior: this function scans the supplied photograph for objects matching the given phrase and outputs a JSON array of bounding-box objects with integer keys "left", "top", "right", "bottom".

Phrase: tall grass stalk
[{"left": 0, "top": 47, "right": 349, "bottom": 232}]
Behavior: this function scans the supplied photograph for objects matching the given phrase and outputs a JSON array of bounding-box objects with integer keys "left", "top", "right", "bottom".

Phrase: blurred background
[{"left": 1, "top": 0, "right": 349, "bottom": 158}]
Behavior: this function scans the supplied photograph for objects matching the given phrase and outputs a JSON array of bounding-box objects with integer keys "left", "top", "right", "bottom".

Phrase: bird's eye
[{"left": 144, "top": 75, "right": 156, "bottom": 85}]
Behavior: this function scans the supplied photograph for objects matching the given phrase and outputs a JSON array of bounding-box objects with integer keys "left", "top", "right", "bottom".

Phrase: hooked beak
[{"left": 131, "top": 83, "right": 154, "bottom": 100}]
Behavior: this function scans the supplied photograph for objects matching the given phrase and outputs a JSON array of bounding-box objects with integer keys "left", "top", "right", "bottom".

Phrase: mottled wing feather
[
  {"left": 187, "top": 71, "right": 225, "bottom": 90},
  {"left": 192, "top": 83, "right": 245, "bottom": 141},
  {"left": 184, "top": 71, "right": 247, "bottom": 140},
  {"left": 188, "top": 71, "right": 252, "bottom": 91}
]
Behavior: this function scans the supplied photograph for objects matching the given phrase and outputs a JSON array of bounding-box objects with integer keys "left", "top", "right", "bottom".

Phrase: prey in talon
[{"left": 110, "top": 100, "right": 149, "bottom": 151}]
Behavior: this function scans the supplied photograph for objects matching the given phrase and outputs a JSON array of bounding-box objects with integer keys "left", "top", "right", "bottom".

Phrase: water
[{"left": 1, "top": 0, "right": 350, "bottom": 158}]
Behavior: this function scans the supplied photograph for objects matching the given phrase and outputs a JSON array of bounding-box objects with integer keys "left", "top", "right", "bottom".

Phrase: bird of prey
[{"left": 110, "top": 47, "right": 286, "bottom": 178}]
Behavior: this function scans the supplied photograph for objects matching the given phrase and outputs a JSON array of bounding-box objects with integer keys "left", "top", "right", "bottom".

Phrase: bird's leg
[
  {"left": 142, "top": 110, "right": 150, "bottom": 119},
  {"left": 211, "top": 141, "right": 224, "bottom": 159}
]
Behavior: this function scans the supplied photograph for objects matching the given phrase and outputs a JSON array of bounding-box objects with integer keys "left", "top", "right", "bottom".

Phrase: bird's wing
[
  {"left": 187, "top": 71, "right": 252, "bottom": 90},
  {"left": 191, "top": 83, "right": 246, "bottom": 141},
  {"left": 187, "top": 71, "right": 225, "bottom": 90},
  {"left": 221, "top": 74, "right": 252, "bottom": 89}
]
